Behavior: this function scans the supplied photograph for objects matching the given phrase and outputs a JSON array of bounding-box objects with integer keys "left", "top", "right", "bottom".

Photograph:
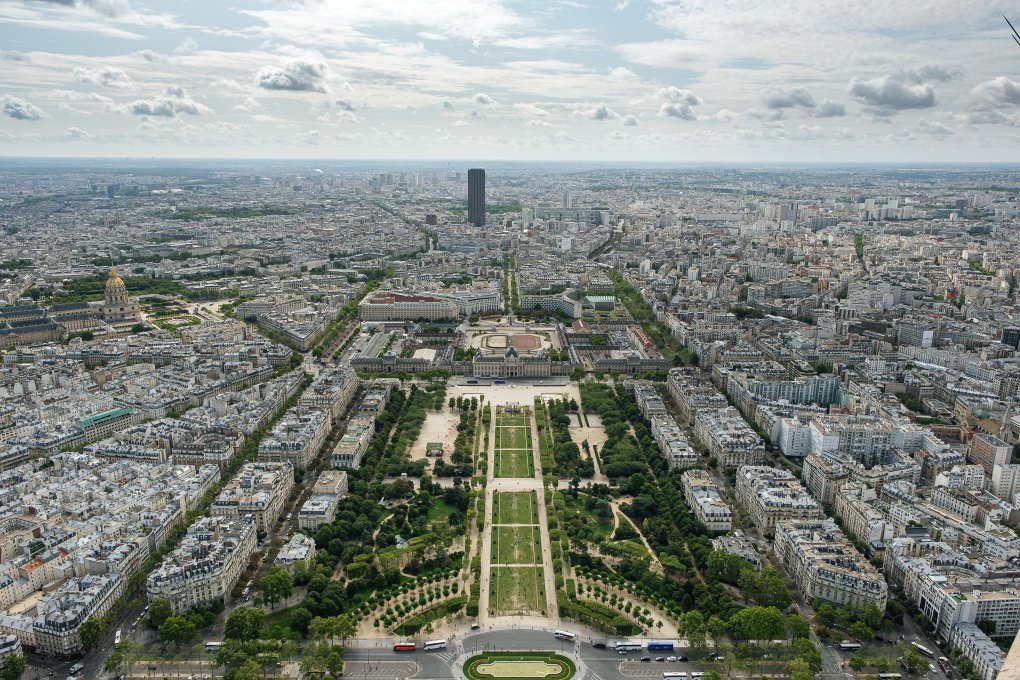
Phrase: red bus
[{"left": 393, "top": 642, "right": 417, "bottom": 652}]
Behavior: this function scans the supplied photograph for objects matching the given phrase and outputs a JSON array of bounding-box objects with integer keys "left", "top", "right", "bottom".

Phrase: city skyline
[{"left": 0, "top": 1, "right": 1018, "bottom": 161}]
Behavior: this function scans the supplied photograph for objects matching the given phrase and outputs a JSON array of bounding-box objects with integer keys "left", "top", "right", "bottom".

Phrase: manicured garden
[{"left": 464, "top": 652, "right": 574, "bottom": 680}]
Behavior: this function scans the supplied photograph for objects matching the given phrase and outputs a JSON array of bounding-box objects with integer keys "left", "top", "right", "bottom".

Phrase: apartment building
[
  {"left": 299, "top": 366, "right": 359, "bottom": 425},
  {"left": 774, "top": 518, "right": 888, "bottom": 612},
  {"left": 650, "top": 414, "right": 699, "bottom": 471},
  {"left": 833, "top": 481, "right": 893, "bottom": 548},
  {"left": 681, "top": 469, "right": 732, "bottom": 532},
  {"left": 694, "top": 408, "right": 766, "bottom": 467},
  {"left": 991, "top": 464, "right": 1020, "bottom": 503},
  {"left": 949, "top": 622, "right": 1005, "bottom": 680},
  {"left": 211, "top": 462, "right": 295, "bottom": 533},
  {"left": 330, "top": 417, "right": 374, "bottom": 470},
  {"left": 258, "top": 409, "right": 329, "bottom": 470},
  {"left": 969, "top": 433, "right": 1011, "bottom": 476},
  {"left": 735, "top": 465, "right": 822, "bottom": 534},
  {"left": 146, "top": 517, "right": 256, "bottom": 614},
  {"left": 667, "top": 368, "right": 727, "bottom": 426}
]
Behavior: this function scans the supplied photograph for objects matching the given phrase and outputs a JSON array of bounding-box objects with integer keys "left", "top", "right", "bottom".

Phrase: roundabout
[{"left": 464, "top": 652, "right": 575, "bottom": 680}]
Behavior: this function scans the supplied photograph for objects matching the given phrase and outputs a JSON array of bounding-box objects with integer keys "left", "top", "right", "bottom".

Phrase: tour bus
[
  {"left": 553, "top": 630, "right": 576, "bottom": 641},
  {"left": 205, "top": 641, "right": 224, "bottom": 651},
  {"left": 393, "top": 641, "right": 417, "bottom": 652},
  {"left": 912, "top": 642, "right": 935, "bottom": 658},
  {"left": 614, "top": 641, "right": 643, "bottom": 652},
  {"left": 648, "top": 641, "right": 675, "bottom": 651},
  {"left": 877, "top": 674, "right": 903, "bottom": 680},
  {"left": 423, "top": 639, "right": 448, "bottom": 651},
  {"left": 114, "top": 630, "right": 121, "bottom": 645},
  {"left": 662, "top": 673, "right": 688, "bottom": 679},
  {"left": 838, "top": 640, "right": 862, "bottom": 651}
]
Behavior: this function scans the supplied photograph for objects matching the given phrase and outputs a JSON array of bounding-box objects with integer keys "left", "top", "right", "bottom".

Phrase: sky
[{"left": 0, "top": 0, "right": 1019, "bottom": 162}]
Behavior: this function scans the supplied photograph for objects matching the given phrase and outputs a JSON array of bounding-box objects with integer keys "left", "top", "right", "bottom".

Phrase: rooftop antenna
[{"left": 1005, "top": 15, "right": 1020, "bottom": 48}]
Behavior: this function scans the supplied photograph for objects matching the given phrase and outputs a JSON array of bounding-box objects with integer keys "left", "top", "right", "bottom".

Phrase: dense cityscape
[{"left": 0, "top": 159, "right": 1015, "bottom": 680}]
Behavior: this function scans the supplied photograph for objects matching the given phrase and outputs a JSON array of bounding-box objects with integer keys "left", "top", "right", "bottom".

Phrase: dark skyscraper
[{"left": 468, "top": 168, "right": 485, "bottom": 227}]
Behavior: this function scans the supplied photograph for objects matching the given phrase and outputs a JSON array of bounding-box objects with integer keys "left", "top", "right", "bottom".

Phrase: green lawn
[
  {"left": 464, "top": 652, "right": 575, "bottom": 680},
  {"left": 426, "top": 498, "right": 458, "bottom": 526},
  {"left": 495, "top": 448, "right": 535, "bottom": 478},
  {"left": 492, "top": 525, "right": 540, "bottom": 565},
  {"left": 489, "top": 566, "right": 545, "bottom": 614},
  {"left": 494, "top": 491, "right": 539, "bottom": 525},
  {"left": 497, "top": 426, "right": 531, "bottom": 450},
  {"left": 496, "top": 413, "right": 530, "bottom": 427}
]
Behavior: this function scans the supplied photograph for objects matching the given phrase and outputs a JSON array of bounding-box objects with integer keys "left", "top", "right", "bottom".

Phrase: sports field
[
  {"left": 489, "top": 566, "right": 545, "bottom": 614},
  {"left": 492, "top": 525, "right": 540, "bottom": 564},
  {"left": 493, "top": 491, "right": 539, "bottom": 525}
]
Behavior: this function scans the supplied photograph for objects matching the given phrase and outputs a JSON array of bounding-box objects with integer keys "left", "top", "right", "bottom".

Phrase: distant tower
[
  {"left": 468, "top": 168, "right": 485, "bottom": 227},
  {"left": 562, "top": 192, "right": 571, "bottom": 208}
]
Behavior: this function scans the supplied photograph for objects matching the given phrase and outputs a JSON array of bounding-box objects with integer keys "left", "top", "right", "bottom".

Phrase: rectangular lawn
[
  {"left": 491, "top": 525, "right": 539, "bottom": 565},
  {"left": 494, "top": 491, "right": 538, "bottom": 525},
  {"left": 488, "top": 566, "right": 545, "bottom": 615},
  {"left": 494, "top": 448, "right": 534, "bottom": 478}
]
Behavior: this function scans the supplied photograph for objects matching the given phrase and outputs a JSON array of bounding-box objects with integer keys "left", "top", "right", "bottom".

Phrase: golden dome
[{"left": 106, "top": 265, "right": 125, "bottom": 290}]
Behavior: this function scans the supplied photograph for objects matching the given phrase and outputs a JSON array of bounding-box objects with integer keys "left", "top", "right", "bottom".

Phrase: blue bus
[{"left": 648, "top": 641, "right": 675, "bottom": 651}]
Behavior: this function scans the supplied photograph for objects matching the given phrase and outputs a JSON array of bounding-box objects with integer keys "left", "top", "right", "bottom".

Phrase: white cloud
[
  {"left": 174, "top": 37, "right": 198, "bottom": 55},
  {"left": 656, "top": 87, "right": 702, "bottom": 120},
  {"left": 124, "top": 86, "right": 211, "bottom": 117},
  {"left": 622, "top": 114, "right": 639, "bottom": 126},
  {"left": 256, "top": 58, "right": 332, "bottom": 93},
  {"left": 970, "top": 76, "right": 1020, "bottom": 108},
  {"left": 761, "top": 86, "right": 815, "bottom": 109},
  {"left": 2, "top": 96, "right": 45, "bottom": 121},
  {"left": 65, "top": 126, "right": 89, "bottom": 139},
  {"left": 473, "top": 93, "right": 496, "bottom": 106},
  {"left": 73, "top": 66, "right": 132, "bottom": 88},
  {"left": 575, "top": 103, "right": 618, "bottom": 120}
]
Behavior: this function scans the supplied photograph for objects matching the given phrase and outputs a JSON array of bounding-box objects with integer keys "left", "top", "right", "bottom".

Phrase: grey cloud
[
  {"left": 813, "top": 99, "right": 846, "bottom": 117},
  {"left": 622, "top": 114, "right": 638, "bottom": 126},
  {"left": 137, "top": 49, "right": 166, "bottom": 63},
  {"left": 917, "top": 120, "right": 952, "bottom": 136},
  {"left": 2, "top": 96, "right": 45, "bottom": 121},
  {"left": 442, "top": 100, "right": 455, "bottom": 110},
  {"left": 125, "top": 86, "right": 211, "bottom": 117},
  {"left": 65, "top": 126, "right": 88, "bottom": 139},
  {"left": 745, "top": 107, "right": 783, "bottom": 121},
  {"left": 761, "top": 86, "right": 815, "bottom": 109},
  {"left": 31, "top": 0, "right": 130, "bottom": 17},
  {"left": 74, "top": 66, "right": 131, "bottom": 88},
  {"left": 256, "top": 59, "right": 331, "bottom": 93},
  {"left": 848, "top": 74, "right": 935, "bottom": 110},
  {"left": 332, "top": 99, "right": 356, "bottom": 111},
  {"left": 0, "top": 51, "right": 29, "bottom": 62},
  {"left": 473, "top": 93, "right": 495, "bottom": 106},
  {"left": 904, "top": 65, "right": 960, "bottom": 84},
  {"left": 971, "top": 76, "right": 1020, "bottom": 107}
]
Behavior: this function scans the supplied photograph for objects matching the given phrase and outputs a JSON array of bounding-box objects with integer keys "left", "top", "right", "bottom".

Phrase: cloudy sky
[{"left": 0, "top": 0, "right": 1018, "bottom": 161}]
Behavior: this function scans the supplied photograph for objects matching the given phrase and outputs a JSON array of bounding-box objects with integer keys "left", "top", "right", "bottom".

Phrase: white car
[{"left": 666, "top": 656, "right": 678, "bottom": 662}]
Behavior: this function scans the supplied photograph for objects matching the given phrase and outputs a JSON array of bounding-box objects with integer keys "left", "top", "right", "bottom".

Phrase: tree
[
  {"left": 787, "top": 658, "right": 812, "bottom": 680},
  {"left": 0, "top": 655, "right": 25, "bottom": 680},
  {"left": 326, "top": 651, "right": 343, "bottom": 675},
  {"left": 225, "top": 606, "right": 265, "bottom": 642},
  {"left": 259, "top": 566, "right": 294, "bottom": 607},
  {"left": 78, "top": 616, "right": 105, "bottom": 650},
  {"left": 754, "top": 567, "right": 792, "bottom": 609},
  {"left": 147, "top": 598, "right": 173, "bottom": 629},
  {"left": 706, "top": 550, "right": 747, "bottom": 584},
  {"left": 225, "top": 658, "right": 261, "bottom": 680},
  {"left": 290, "top": 608, "right": 313, "bottom": 637},
  {"left": 786, "top": 613, "right": 811, "bottom": 639},
  {"left": 159, "top": 616, "right": 198, "bottom": 647},
  {"left": 848, "top": 620, "right": 874, "bottom": 642},
  {"left": 848, "top": 655, "right": 866, "bottom": 677},
  {"left": 900, "top": 648, "right": 926, "bottom": 675},
  {"left": 703, "top": 672, "right": 723, "bottom": 680}
]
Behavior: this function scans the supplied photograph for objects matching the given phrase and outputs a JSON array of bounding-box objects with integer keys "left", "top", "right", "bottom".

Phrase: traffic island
[{"left": 464, "top": 651, "right": 575, "bottom": 680}]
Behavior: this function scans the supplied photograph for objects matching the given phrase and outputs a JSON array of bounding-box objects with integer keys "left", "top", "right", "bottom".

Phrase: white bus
[
  {"left": 912, "top": 642, "right": 935, "bottom": 658},
  {"left": 553, "top": 630, "right": 576, "bottom": 641},
  {"left": 423, "top": 639, "right": 448, "bottom": 651},
  {"left": 205, "top": 641, "right": 224, "bottom": 651},
  {"left": 662, "top": 673, "right": 688, "bottom": 679},
  {"left": 114, "top": 630, "right": 121, "bottom": 645},
  {"left": 614, "top": 641, "right": 642, "bottom": 651}
]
